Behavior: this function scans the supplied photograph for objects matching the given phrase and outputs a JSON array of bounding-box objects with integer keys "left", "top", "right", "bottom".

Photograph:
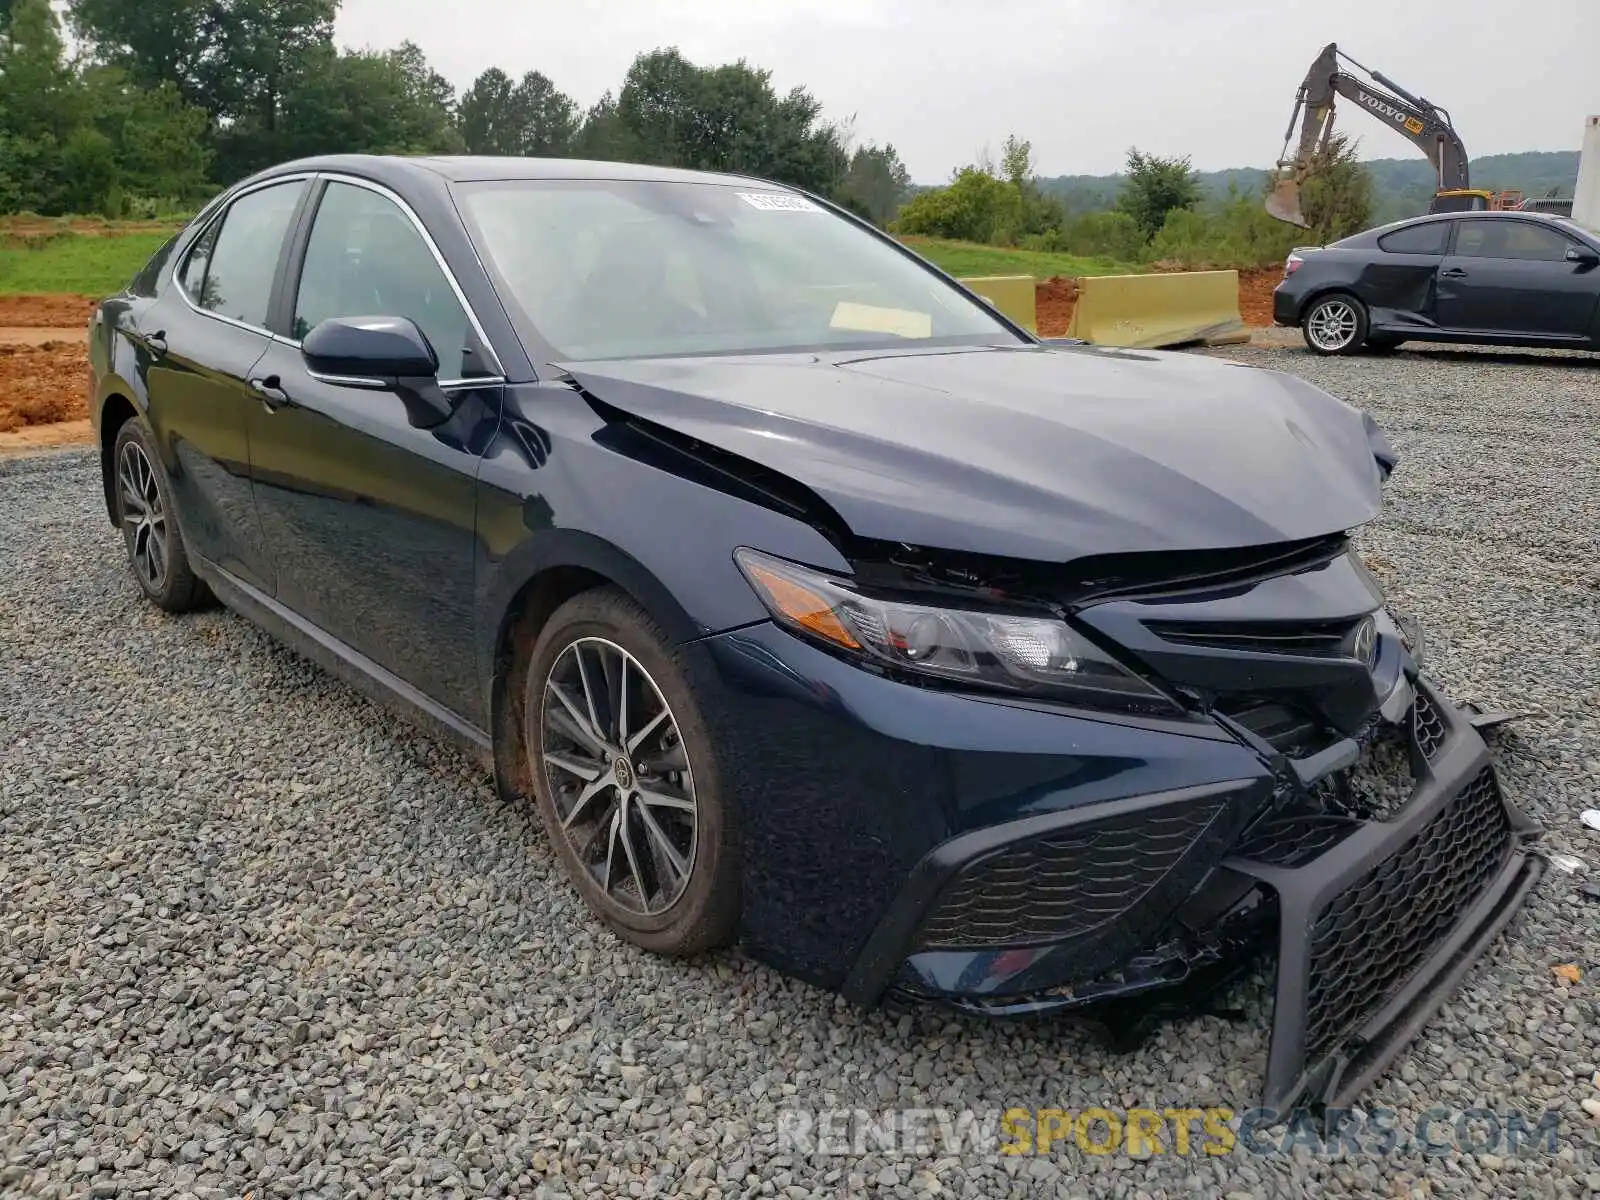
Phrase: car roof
[{"left": 249, "top": 153, "right": 782, "bottom": 190}]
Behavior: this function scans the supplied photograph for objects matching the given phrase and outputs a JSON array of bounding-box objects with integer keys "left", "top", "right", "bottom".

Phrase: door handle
[
  {"left": 1440, "top": 268, "right": 1468, "bottom": 279},
  {"left": 249, "top": 376, "right": 292, "bottom": 410}
]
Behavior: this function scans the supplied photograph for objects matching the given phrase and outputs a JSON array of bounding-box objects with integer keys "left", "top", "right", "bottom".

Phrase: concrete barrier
[
  {"left": 1065, "top": 270, "right": 1249, "bottom": 349},
  {"left": 958, "top": 275, "right": 1036, "bottom": 332}
]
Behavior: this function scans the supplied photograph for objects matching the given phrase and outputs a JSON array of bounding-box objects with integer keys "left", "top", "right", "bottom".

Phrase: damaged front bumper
[{"left": 840, "top": 676, "right": 1543, "bottom": 1111}]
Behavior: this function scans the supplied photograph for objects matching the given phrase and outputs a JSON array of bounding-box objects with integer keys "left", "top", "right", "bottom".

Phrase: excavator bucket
[{"left": 1265, "top": 177, "right": 1310, "bottom": 227}]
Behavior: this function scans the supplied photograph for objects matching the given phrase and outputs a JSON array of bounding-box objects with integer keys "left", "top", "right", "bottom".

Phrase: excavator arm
[{"left": 1267, "top": 43, "right": 1470, "bottom": 227}]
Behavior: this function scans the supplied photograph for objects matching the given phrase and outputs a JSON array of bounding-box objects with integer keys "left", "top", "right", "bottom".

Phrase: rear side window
[
  {"left": 1454, "top": 219, "right": 1574, "bottom": 262},
  {"left": 1377, "top": 222, "right": 1448, "bottom": 255},
  {"left": 180, "top": 181, "right": 305, "bottom": 328}
]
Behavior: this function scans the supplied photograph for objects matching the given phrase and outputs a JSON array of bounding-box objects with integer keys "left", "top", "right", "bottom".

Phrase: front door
[
  {"left": 1435, "top": 218, "right": 1599, "bottom": 337},
  {"left": 243, "top": 178, "right": 502, "bottom": 725},
  {"left": 137, "top": 178, "right": 308, "bottom": 592}
]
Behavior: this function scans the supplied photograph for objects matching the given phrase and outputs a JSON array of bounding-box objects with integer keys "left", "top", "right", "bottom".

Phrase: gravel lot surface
[{"left": 3, "top": 342, "right": 1599, "bottom": 1198}]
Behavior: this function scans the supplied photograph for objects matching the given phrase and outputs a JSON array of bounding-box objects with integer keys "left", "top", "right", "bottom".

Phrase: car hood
[{"left": 563, "top": 344, "right": 1392, "bottom": 562}]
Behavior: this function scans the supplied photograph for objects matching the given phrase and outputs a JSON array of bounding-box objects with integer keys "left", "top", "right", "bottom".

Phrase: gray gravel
[{"left": 3, "top": 341, "right": 1599, "bottom": 1199}]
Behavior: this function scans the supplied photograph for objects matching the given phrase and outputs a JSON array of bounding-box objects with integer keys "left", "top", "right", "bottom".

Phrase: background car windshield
[{"left": 457, "top": 179, "right": 1022, "bottom": 360}]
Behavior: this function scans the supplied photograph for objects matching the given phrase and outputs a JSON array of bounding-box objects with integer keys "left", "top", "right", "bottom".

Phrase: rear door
[
  {"left": 243, "top": 177, "right": 504, "bottom": 724},
  {"left": 134, "top": 177, "right": 309, "bottom": 592},
  {"left": 1435, "top": 219, "right": 1598, "bottom": 337}
]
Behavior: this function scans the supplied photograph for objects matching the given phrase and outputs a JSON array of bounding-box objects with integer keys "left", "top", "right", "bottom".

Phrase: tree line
[
  {"left": 895, "top": 138, "right": 1375, "bottom": 269},
  {"left": 0, "top": 0, "right": 912, "bottom": 223}
]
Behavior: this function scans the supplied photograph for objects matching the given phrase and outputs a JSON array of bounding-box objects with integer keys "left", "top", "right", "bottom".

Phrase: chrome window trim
[
  {"left": 311, "top": 173, "right": 507, "bottom": 378},
  {"left": 173, "top": 171, "right": 510, "bottom": 382},
  {"left": 173, "top": 173, "right": 314, "bottom": 343},
  {"left": 303, "top": 370, "right": 505, "bottom": 392}
]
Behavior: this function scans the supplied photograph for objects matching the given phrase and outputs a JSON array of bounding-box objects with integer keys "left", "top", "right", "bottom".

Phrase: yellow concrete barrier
[
  {"left": 958, "top": 275, "right": 1036, "bottom": 332},
  {"left": 1065, "top": 270, "right": 1248, "bottom": 349}
]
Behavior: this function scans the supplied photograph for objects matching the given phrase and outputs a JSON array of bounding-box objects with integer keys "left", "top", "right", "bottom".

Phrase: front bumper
[
  {"left": 854, "top": 677, "right": 1540, "bottom": 1110},
  {"left": 696, "top": 623, "right": 1541, "bottom": 1110}
]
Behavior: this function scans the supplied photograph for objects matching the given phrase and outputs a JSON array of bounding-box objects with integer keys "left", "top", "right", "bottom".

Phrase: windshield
[{"left": 455, "top": 178, "right": 1023, "bottom": 361}]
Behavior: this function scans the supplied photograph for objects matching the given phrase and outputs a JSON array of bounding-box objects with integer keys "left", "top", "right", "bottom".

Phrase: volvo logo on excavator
[{"left": 1357, "top": 89, "right": 1413, "bottom": 129}]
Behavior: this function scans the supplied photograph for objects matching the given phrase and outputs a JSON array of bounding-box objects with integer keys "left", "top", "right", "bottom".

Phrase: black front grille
[
  {"left": 1303, "top": 768, "right": 1512, "bottom": 1065},
  {"left": 1233, "top": 812, "right": 1361, "bottom": 867},
  {"left": 1413, "top": 689, "right": 1448, "bottom": 761},
  {"left": 915, "top": 802, "right": 1225, "bottom": 950},
  {"left": 1148, "top": 618, "right": 1359, "bottom": 658}
]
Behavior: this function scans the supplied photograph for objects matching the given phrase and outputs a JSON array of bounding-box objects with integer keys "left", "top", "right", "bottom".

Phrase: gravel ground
[{"left": 3, "top": 342, "right": 1599, "bottom": 1199}]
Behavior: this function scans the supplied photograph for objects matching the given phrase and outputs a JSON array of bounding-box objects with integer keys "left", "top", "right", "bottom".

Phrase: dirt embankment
[
  {"left": 1035, "top": 269, "right": 1281, "bottom": 339},
  {"left": 0, "top": 294, "right": 99, "bottom": 328},
  {"left": 0, "top": 341, "right": 90, "bottom": 433}
]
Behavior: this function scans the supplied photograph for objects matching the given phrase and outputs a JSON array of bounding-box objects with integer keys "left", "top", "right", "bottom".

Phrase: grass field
[
  {"left": 0, "top": 230, "right": 175, "bottom": 296},
  {"left": 901, "top": 237, "right": 1137, "bottom": 280}
]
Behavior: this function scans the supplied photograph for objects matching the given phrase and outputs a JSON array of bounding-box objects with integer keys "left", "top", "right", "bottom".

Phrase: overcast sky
[{"left": 336, "top": 0, "right": 1599, "bottom": 181}]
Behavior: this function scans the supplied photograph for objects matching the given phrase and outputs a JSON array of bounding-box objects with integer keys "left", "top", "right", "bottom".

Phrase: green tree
[
  {"left": 458, "top": 68, "right": 578, "bottom": 157},
  {"left": 613, "top": 48, "right": 848, "bottom": 195},
  {"left": 1117, "top": 147, "right": 1202, "bottom": 240},
  {"left": 272, "top": 43, "right": 461, "bottom": 164},
  {"left": 838, "top": 143, "right": 911, "bottom": 226},
  {"left": 1297, "top": 133, "right": 1372, "bottom": 245},
  {"left": 893, "top": 166, "right": 1020, "bottom": 244},
  {"left": 82, "top": 67, "right": 212, "bottom": 205},
  {"left": 0, "top": 0, "right": 83, "bottom": 212}
]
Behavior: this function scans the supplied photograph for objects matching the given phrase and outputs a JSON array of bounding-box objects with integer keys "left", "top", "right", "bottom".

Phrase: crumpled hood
[{"left": 563, "top": 344, "right": 1393, "bottom": 562}]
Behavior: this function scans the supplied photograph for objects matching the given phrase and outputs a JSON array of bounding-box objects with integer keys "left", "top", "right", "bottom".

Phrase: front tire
[
  {"left": 1301, "top": 293, "right": 1369, "bottom": 356},
  {"left": 112, "top": 418, "right": 209, "bottom": 612},
  {"left": 523, "top": 588, "right": 738, "bottom": 956}
]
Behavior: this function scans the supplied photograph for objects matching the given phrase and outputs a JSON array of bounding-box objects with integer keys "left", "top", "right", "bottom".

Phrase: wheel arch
[
  {"left": 1296, "top": 285, "right": 1368, "bottom": 325},
  {"left": 482, "top": 532, "right": 702, "bottom": 808},
  {"left": 98, "top": 392, "right": 140, "bottom": 527}
]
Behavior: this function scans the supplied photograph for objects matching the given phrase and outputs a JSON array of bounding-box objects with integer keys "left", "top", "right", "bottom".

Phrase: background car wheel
[
  {"left": 524, "top": 587, "right": 738, "bottom": 956},
  {"left": 1301, "top": 293, "right": 1368, "bottom": 356},
  {"left": 112, "top": 419, "right": 210, "bottom": 612}
]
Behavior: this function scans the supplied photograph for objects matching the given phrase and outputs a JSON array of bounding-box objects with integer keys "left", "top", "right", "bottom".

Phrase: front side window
[
  {"left": 1377, "top": 222, "right": 1448, "bottom": 255},
  {"left": 457, "top": 179, "right": 1022, "bottom": 361},
  {"left": 1454, "top": 219, "right": 1575, "bottom": 262},
  {"left": 293, "top": 182, "right": 472, "bottom": 379},
  {"left": 183, "top": 181, "right": 305, "bottom": 327}
]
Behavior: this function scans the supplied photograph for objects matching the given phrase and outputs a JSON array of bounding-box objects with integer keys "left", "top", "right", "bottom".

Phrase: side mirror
[
  {"left": 301, "top": 316, "right": 453, "bottom": 427},
  {"left": 1565, "top": 246, "right": 1600, "bottom": 266}
]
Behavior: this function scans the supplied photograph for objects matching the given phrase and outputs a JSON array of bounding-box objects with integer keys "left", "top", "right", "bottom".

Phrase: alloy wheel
[
  {"left": 118, "top": 440, "right": 168, "bottom": 589},
  {"left": 539, "top": 637, "right": 698, "bottom": 916},
  {"left": 1306, "top": 299, "right": 1359, "bottom": 351}
]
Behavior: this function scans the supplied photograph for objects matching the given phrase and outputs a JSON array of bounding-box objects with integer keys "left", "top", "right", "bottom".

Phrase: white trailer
[{"left": 1575, "top": 115, "right": 1600, "bottom": 231}]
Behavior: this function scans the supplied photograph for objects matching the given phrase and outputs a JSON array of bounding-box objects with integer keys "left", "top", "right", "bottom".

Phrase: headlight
[{"left": 735, "top": 548, "right": 1180, "bottom": 713}]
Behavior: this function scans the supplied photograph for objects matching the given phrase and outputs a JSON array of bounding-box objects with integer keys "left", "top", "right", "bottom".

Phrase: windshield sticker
[
  {"left": 738, "top": 192, "right": 823, "bottom": 213},
  {"left": 830, "top": 301, "right": 932, "bottom": 339}
]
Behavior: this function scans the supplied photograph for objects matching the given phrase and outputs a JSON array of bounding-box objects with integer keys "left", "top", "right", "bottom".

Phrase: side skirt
[{"left": 194, "top": 557, "right": 495, "bottom": 770}]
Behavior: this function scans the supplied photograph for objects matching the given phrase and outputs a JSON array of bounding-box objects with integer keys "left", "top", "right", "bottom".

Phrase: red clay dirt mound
[
  {"left": 0, "top": 294, "right": 99, "bottom": 327},
  {"left": 1033, "top": 268, "right": 1281, "bottom": 340},
  {"left": 1236, "top": 268, "right": 1281, "bottom": 328},
  {"left": 1035, "top": 276, "right": 1079, "bottom": 338},
  {"left": 0, "top": 341, "right": 90, "bottom": 432}
]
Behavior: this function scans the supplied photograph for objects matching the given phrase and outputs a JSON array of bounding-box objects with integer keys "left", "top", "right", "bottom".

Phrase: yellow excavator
[{"left": 1267, "top": 43, "right": 1520, "bottom": 227}]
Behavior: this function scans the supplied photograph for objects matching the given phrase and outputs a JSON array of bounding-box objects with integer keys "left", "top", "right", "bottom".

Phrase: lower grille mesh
[
  {"left": 915, "top": 802, "right": 1224, "bottom": 950},
  {"left": 1413, "top": 688, "right": 1449, "bottom": 761},
  {"left": 1304, "top": 768, "right": 1511, "bottom": 1065}
]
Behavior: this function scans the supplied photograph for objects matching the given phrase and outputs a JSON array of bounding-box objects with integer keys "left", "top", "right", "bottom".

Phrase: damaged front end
[
  {"left": 557, "top": 348, "right": 1541, "bottom": 1110},
  {"left": 835, "top": 537, "right": 1543, "bottom": 1111}
]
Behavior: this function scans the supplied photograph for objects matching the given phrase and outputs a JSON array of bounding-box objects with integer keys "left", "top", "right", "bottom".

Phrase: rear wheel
[
  {"left": 524, "top": 588, "right": 738, "bottom": 955},
  {"left": 112, "top": 418, "right": 209, "bottom": 612},
  {"left": 1302, "top": 293, "right": 1368, "bottom": 356}
]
